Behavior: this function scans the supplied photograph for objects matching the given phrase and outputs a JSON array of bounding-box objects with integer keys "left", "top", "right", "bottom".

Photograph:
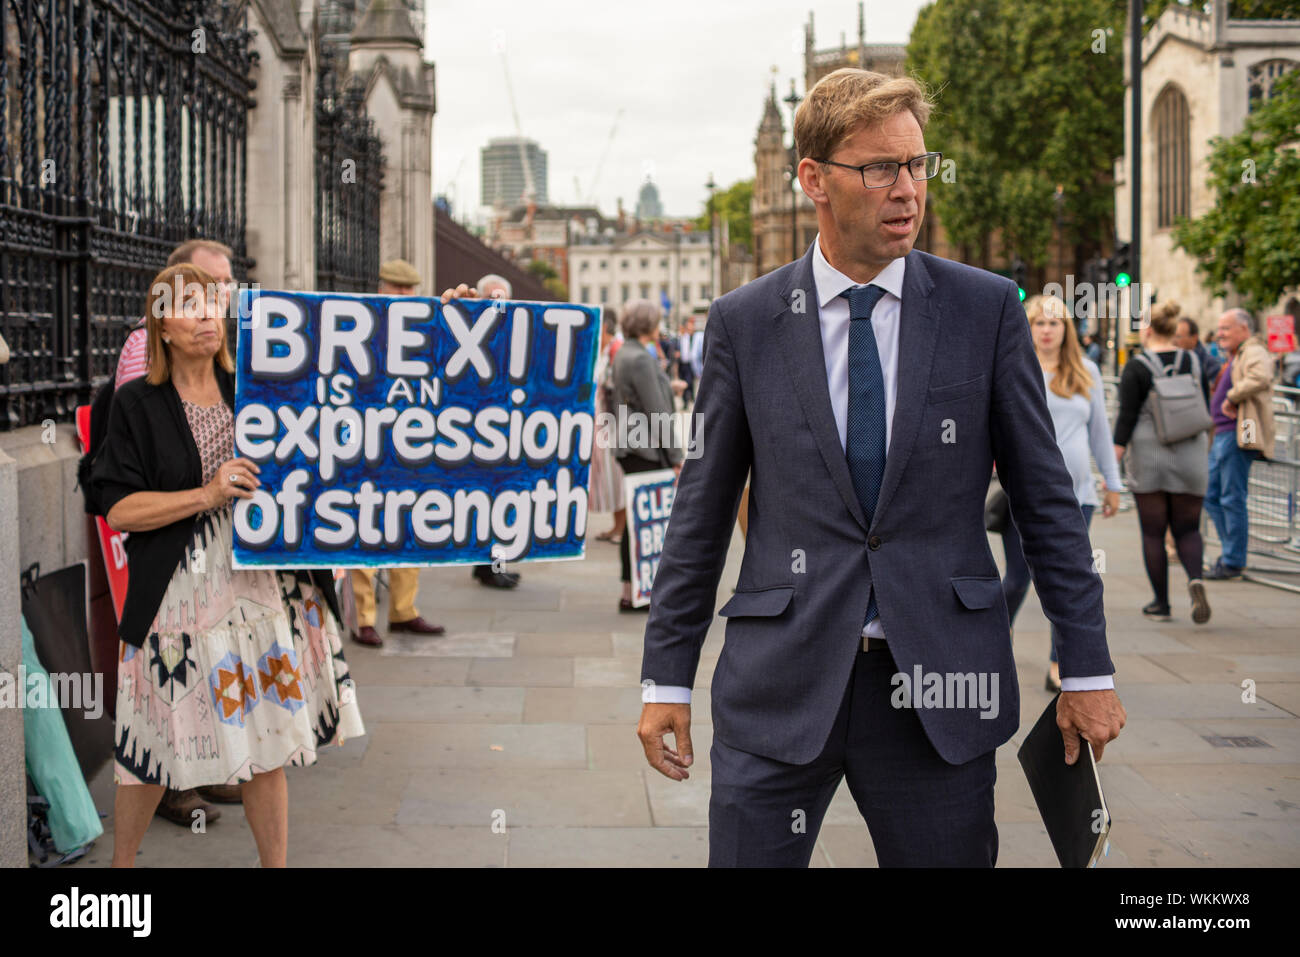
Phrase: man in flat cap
[
  {"left": 349, "top": 259, "right": 446, "bottom": 646},
  {"left": 379, "top": 258, "right": 422, "bottom": 289}
]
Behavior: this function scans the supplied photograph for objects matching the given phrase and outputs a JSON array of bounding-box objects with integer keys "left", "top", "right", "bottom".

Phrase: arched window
[
  {"left": 1248, "top": 59, "right": 1298, "bottom": 111},
  {"left": 1153, "top": 85, "right": 1191, "bottom": 228}
]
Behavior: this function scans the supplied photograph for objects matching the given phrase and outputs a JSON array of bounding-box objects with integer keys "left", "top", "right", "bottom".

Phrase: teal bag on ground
[{"left": 21, "top": 615, "right": 104, "bottom": 853}]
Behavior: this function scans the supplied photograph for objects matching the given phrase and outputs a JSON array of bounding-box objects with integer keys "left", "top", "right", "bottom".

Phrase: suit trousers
[
  {"left": 708, "top": 643, "right": 998, "bottom": 867},
  {"left": 350, "top": 567, "right": 420, "bottom": 628}
]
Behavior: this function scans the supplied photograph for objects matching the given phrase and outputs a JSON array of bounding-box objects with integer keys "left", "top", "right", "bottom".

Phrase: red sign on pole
[{"left": 1266, "top": 314, "right": 1296, "bottom": 353}]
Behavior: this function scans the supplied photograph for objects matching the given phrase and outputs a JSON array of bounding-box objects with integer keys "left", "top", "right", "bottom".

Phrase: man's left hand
[
  {"left": 1056, "top": 688, "right": 1126, "bottom": 765},
  {"left": 1222, "top": 398, "right": 1237, "bottom": 418}
]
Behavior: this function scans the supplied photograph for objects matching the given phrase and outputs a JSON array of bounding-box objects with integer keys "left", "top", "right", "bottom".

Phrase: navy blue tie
[{"left": 843, "top": 283, "right": 887, "bottom": 625}]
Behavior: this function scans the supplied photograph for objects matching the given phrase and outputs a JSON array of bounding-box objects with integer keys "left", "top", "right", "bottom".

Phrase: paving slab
[
  {"left": 467, "top": 656, "right": 574, "bottom": 687},
  {"left": 397, "top": 768, "right": 652, "bottom": 828},
  {"left": 356, "top": 686, "right": 522, "bottom": 722},
  {"left": 380, "top": 632, "right": 515, "bottom": 658},
  {"left": 515, "top": 632, "right": 614, "bottom": 657},
  {"left": 1114, "top": 683, "right": 1289, "bottom": 720},
  {"left": 288, "top": 824, "right": 507, "bottom": 867},
  {"left": 348, "top": 684, "right": 525, "bottom": 723},
  {"left": 523, "top": 686, "right": 645, "bottom": 724},
  {"left": 347, "top": 653, "right": 472, "bottom": 686},
  {"left": 1131, "top": 763, "right": 1300, "bottom": 820},
  {"left": 505, "top": 826, "right": 708, "bottom": 867},
  {"left": 362, "top": 722, "right": 586, "bottom": 770}
]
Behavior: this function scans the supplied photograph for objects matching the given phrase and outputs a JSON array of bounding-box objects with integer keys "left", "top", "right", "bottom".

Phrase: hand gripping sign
[{"left": 233, "top": 290, "right": 600, "bottom": 568}]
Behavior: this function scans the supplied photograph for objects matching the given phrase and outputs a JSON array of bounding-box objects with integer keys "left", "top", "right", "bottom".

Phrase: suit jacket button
[{"left": 868, "top": 536, "right": 882, "bottom": 550}]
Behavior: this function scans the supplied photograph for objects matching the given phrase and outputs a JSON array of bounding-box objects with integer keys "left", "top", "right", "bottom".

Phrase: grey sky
[{"left": 423, "top": 0, "right": 929, "bottom": 222}]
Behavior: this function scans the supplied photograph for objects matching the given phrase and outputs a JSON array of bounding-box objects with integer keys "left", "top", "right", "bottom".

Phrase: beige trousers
[{"left": 350, "top": 567, "right": 420, "bottom": 627}]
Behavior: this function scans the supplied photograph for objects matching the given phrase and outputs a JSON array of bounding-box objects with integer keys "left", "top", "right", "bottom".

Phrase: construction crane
[
  {"left": 498, "top": 52, "right": 535, "bottom": 205},
  {"left": 585, "top": 108, "right": 624, "bottom": 205}
]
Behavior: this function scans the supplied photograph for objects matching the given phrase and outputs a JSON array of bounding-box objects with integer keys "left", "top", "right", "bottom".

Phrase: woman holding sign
[
  {"left": 92, "top": 262, "right": 365, "bottom": 867},
  {"left": 612, "top": 299, "right": 685, "bottom": 612}
]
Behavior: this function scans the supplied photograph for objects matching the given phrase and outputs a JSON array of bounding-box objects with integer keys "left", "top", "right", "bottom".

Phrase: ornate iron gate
[
  {"left": 0, "top": 0, "right": 254, "bottom": 430},
  {"left": 315, "top": 45, "right": 382, "bottom": 294}
]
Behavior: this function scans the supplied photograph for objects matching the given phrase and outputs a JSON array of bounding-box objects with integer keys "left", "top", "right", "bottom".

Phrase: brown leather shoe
[
  {"left": 352, "top": 625, "right": 383, "bottom": 646},
  {"left": 195, "top": 783, "right": 244, "bottom": 804},
  {"left": 154, "top": 788, "right": 221, "bottom": 827},
  {"left": 388, "top": 616, "right": 446, "bottom": 635}
]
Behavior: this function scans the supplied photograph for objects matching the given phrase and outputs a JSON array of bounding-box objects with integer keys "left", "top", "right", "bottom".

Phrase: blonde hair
[
  {"left": 794, "top": 68, "right": 933, "bottom": 163},
  {"left": 144, "top": 263, "right": 234, "bottom": 385},
  {"left": 1144, "top": 300, "right": 1182, "bottom": 339},
  {"left": 1025, "top": 294, "right": 1093, "bottom": 400}
]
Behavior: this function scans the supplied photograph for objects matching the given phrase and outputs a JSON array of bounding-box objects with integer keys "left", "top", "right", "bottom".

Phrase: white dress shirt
[{"left": 643, "top": 238, "right": 1112, "bottom": 703}]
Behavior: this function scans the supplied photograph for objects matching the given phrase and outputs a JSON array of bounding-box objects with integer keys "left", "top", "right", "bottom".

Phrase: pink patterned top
[
  {"left": 115, "top": 325, "right": 148, "bottom": 390},
  {"left": 182, "top": 400, "right": 234, "bottom": 488}
]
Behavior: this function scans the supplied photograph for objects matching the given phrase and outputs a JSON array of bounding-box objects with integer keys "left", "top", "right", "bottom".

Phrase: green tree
[
  {"left": 1227, "top": 0, "right": 1297, "bottom": 18},
  {"left": 1173, "top": 69, "right": 1300, "bottom": 311},
  {"left": 906, "top": 0, "right": 1125, "bottom": 273},
  {"left": 695, "top": 179, "right": 754, "bottom": 251},
  {"left": 526, "top": 259, "right": 558, "bottom": 281}
]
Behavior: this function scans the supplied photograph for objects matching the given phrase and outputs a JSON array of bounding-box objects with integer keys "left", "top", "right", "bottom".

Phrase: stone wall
[
  {"left": 0, "top": 445, "right": 24, "bottom": 868},
  {"left": 0, "top": 424, "right": 92, "bottom": 866}
]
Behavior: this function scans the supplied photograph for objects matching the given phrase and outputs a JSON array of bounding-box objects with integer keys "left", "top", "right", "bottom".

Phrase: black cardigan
[{"left": 91, "top": 365, "right": 343, "bottom": 648}]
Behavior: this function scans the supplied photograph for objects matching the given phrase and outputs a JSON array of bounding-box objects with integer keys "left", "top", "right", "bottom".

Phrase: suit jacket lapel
[
  {"left": 872, "top": 251, "right": 939, "bottom": 527},
  {"left": 775, "top": 248, "right": 870, "bottom": 533}
]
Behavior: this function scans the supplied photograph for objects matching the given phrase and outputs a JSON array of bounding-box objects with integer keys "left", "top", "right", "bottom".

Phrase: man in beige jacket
[{"left": 1205, "top": 308, "right": 1276, "bottom": 580}]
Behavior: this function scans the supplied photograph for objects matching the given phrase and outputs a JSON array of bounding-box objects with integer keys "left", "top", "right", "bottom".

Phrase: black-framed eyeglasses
[{"left": 815, "top": 151, "right": 942, "bottom": 189}]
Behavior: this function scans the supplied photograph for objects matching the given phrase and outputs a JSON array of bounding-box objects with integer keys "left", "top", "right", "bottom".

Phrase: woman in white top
[{"left": 998, "top": 294, "right": 1124, "bottom": 691}]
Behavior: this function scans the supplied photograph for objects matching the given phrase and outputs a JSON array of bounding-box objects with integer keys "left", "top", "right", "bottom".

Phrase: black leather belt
[{"left": 861, "top": 636, "right": 888, "bottom": 653}]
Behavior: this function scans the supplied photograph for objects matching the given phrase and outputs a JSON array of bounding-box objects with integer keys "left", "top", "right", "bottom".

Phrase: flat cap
[{"left": 379, "top": 258, "right": 421, "bottom": 286}]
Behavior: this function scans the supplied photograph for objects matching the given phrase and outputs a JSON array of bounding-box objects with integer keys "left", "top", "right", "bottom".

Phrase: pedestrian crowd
[{"left": 68, "top": 224, "right": 1286, "bottom": 869}]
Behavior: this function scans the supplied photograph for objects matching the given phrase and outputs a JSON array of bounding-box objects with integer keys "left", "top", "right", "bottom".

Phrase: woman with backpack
[{"left": 1113, "top": 300, "right": 1213, "bottom": 624}]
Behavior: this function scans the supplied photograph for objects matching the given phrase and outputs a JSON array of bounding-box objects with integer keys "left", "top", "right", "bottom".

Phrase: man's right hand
[
  {"left": 637, "top": 703, "right": 694, "bottom": 781},
  {"left": 439, "top": 283, "right": 480, "bottom": 303}
]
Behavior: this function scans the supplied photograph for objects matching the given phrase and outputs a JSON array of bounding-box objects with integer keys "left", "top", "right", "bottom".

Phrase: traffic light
[
  {"left": 1110, "top": 242, "right": 1132, "bottom": 288},
  {"left": 1011, "top": 258, "right": 1027, "bottom": 302}
]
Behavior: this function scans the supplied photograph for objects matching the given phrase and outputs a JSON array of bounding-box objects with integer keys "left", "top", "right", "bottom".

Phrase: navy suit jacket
[{"left": 641, "top": 245, "right": 1113, "bottom": 766}]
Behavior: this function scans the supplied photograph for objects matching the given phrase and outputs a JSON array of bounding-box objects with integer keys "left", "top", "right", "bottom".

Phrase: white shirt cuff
[
  {"left": 1060, "top": 674, "right": 1115, "bottom": 692},
  {"left": 642, "top": 683, "right": 692, "bottom": 704}
]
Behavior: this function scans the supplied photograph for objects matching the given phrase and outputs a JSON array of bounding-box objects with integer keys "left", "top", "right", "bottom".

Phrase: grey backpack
[{"left": 1135, "top": 349, "right": 1212, "bottom": 444}]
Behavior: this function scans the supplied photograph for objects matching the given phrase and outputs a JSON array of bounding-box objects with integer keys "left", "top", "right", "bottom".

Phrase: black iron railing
[
  {"left": 0, "top": 0, "right": 254, "bottom": 430},
  {"left": 315, "top": 45, "right": 382, "bottom": 294}
]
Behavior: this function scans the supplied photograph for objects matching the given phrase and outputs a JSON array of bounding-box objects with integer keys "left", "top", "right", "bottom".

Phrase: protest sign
[
  {"left": 624, "top": 468, "right": 677, "bottom": 608},
  {"left": 232, "top": 291, "right": 600, "bottom": 568},
  {"left": 1266, "top": 314, "right": 1295, "bottom": 354}
]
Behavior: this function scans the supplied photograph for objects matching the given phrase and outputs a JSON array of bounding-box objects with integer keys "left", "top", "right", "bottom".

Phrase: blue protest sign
[
  {"left": 624, "top": 468, "right": 677, "bottom": 608},
  {"left": 232, "top": 291, "right": 600, "bottom": 568}
]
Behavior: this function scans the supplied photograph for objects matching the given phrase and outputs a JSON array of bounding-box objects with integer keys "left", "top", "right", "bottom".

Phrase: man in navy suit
[{"left": 636, "top": 68, "right": 1126, "bottom": 867}]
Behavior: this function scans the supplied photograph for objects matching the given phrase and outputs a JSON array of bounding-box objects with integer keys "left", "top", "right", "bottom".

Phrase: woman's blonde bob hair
[
  {"left": 144, "top": 262, "right": 233, "bottom": 385},
  {"left": 1024, "top": 293, "right": 1093, "bottom": 400}
]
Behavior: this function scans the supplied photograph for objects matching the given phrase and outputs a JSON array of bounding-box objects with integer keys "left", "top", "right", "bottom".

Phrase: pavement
[{"left": 72, "top": 506, "right": 1300, "bottom": 867}]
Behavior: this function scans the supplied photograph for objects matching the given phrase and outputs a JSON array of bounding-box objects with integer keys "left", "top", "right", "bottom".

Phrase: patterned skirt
[{"left": 114, "top": 508, "right": 365, "bottom": 789}]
